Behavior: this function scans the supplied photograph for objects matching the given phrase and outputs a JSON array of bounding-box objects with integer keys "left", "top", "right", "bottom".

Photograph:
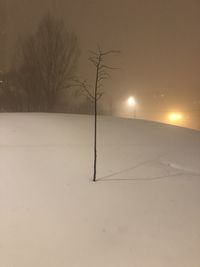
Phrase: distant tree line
[{"left": 0, "top": 13, "right": 105, "bottom": 115}]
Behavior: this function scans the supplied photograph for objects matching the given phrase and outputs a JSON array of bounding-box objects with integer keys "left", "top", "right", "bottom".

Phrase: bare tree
[
  {"left": 12, "top": 13, "right": 80, "bottom": 111},
  {"left": 0, "top": 71, "right": 24, "bottom": 111},
  {"left": 75, "top": 47, "right": 119, "bottom": 182}
]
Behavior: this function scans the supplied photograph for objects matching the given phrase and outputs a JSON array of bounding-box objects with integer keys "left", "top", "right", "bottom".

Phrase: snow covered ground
[{"left": 0, "top": 113, "right": 200, "bottom": 267}]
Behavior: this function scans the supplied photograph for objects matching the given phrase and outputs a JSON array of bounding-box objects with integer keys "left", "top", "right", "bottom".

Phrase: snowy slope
[{"left": 0, "top": 113, "right": 200, "bottom": 267}]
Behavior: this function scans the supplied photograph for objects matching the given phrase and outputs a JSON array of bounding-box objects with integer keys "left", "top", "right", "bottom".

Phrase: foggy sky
[{"left": 3, "top": 0, "right": 200, "bottom": 116}]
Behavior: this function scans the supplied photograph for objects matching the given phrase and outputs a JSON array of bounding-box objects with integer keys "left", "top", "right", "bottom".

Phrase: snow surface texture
[{"left": 0, "top": 113, "right": 200, "bottom": 267}]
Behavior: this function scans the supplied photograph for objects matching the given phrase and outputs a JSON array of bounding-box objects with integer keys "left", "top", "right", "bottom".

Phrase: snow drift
[{"left": 0, "top": 113, "right": 200, "bottom": 267}]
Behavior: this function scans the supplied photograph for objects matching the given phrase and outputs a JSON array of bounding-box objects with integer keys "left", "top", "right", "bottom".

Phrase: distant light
[
  {"left": 127, "top": 96, "right": 136, "bottom": 106},
  {"left": 168, "top": 112, "right": 182, "bottom": 122}
]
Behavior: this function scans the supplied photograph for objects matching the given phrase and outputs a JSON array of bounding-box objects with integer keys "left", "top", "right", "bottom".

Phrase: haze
[{"left": 2, "top": 0, "right": 200, "bottom": 129}]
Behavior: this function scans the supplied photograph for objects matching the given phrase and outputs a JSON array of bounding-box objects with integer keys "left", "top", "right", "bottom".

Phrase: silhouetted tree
[
  {"left": 0, "top": 71, "right": 24, "bottom": 111},
  {"left": 75, "top": 47, "right": 119, "bottom": 181},
  {"left": 12, "top": 14, "right": 80, "bottom": 111}
]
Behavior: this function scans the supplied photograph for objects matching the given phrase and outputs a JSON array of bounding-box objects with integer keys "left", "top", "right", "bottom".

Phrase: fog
[{"left": 1, "top": 0, "right": 200, "bottom": 129}]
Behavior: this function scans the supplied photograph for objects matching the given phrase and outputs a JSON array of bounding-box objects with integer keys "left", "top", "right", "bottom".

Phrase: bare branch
[
  {"left": 97, "top": 77, "right": 105, "bottom": 82},
  {"left": 98, "top": 72, "right": 111, "bottom": 80},
  {"left": 88, "top": 56, "right": 98, "bottom": 61},
  {"left": 80, "top": 91, "right": 94, "bottom": 102},
  {"left": 100, "top": 50, "right": 121, "bottom": 56},
  {"left": 96, "top": 91, "right": 104, "bottom": 101},
  {"left": 97, "top": 44, "right": 101, "bottom": 54},
  {"left": 88, "top": 57, "right": 98, "bottom": 66},
  {"left": 100, "top": 64, "right": 120, "bottom": 70},
  {"left": 87, "top": 95, "right": 94, "bottom": 103},
  {"left": 72, "top": 78, "right": 95, "bottom": 101}
]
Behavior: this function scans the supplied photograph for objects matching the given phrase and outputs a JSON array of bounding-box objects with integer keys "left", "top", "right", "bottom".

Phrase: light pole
[{"left": 127, "top": 96, "right": 136, "bottom": 119}]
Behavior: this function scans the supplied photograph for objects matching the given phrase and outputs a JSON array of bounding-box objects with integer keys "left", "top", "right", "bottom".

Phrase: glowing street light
[
  {"left": 127, "top": 96, "right": 137, "bottom": 118},
  {"left": 168, "top": 112, "right": 183, "bottom": 122},
  {"left": 127, "top": 96, "right": 136, "bottom": 106}
]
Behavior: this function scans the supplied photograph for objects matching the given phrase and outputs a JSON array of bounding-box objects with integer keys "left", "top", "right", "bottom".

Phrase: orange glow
[{"left": 168, "top": 112, "right": 183, "bottom": 122}]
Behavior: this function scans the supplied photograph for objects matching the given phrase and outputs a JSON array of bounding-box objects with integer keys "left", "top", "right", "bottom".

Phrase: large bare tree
[
  {"left": 75, "top": 47, "right": 119, "bottom": 182},
  {"left": 12, "top": 14, "right": 80, "bottom": 111}
]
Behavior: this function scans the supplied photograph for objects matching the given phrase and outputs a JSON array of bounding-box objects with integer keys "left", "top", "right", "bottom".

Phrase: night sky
[{"left": 3, "top": 0, "right": 200, "bottom": 128}]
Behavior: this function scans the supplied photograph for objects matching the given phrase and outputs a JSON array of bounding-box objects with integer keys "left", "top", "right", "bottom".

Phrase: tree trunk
[
  {"left": 93, "top": 97, "right": 97, "bottom": 182},
  {"left": 93, "top": 56, "right": 101, "bottom": 182}
]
